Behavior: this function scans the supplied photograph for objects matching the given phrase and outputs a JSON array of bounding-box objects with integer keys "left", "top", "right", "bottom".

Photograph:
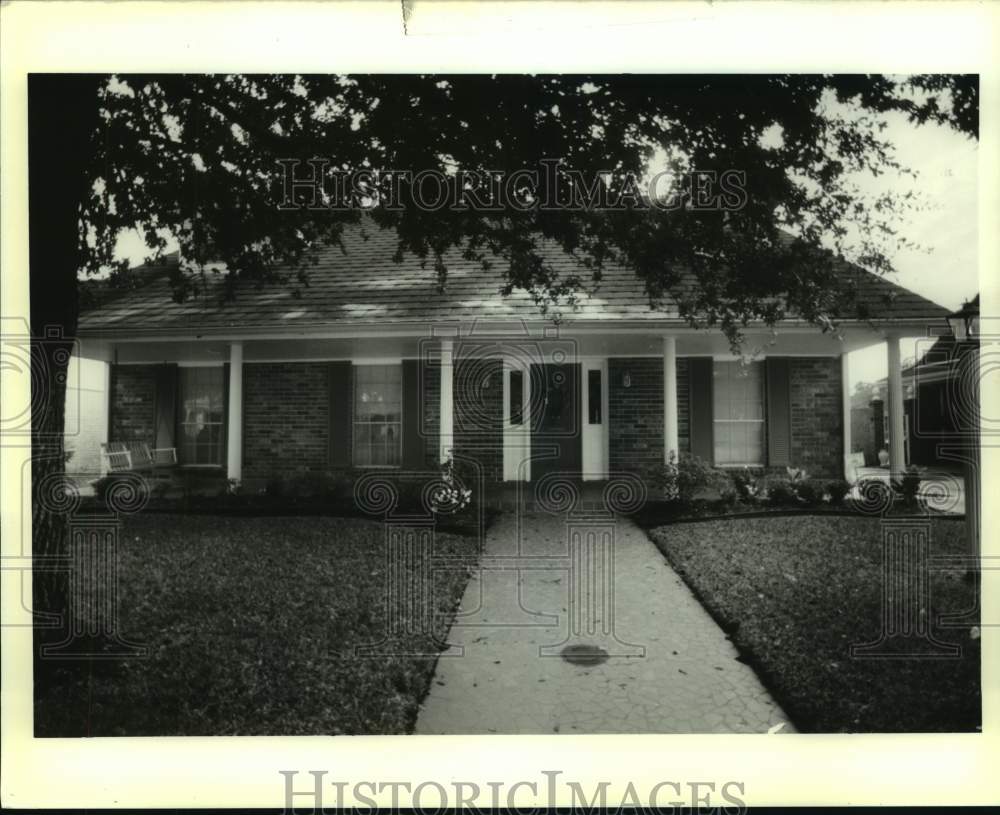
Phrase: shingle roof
[{"left": 77, "top": 222, "right": 950, "bottom": 336}]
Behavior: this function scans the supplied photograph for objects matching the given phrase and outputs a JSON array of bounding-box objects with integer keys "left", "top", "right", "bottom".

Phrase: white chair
[{"left": 101, "top": 441, "right": 177, "bottom": 474}]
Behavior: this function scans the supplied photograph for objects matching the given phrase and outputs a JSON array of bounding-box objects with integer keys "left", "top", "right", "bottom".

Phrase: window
[
  {"left": 353, "top": 364, "right": 402, "bottom": 467},
  {"left": 713, "top": 361, "right": 765, "bottom": 465},
  {"left": 509, "top": 369, "right": 524, "bottom": 425},
  {"left": 178, "top": 366, "right": 225, "bottom": 466},
  {"left": 587, "top": 369, "right": 602, "bottom": 424}
]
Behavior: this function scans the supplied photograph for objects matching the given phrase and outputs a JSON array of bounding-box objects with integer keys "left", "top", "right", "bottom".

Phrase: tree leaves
[{"left": 80, "top": 74, "right": 977, "bottom": 349}]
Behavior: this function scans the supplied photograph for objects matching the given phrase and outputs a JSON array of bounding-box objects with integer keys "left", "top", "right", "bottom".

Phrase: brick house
[{"left": 74, "top": 222, "right": 951, "bottom": 491}]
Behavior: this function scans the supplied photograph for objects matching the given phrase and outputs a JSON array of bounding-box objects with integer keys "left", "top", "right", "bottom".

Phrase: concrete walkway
[{"left": 416, "top": 510, "right": 794, "bottom": 734}]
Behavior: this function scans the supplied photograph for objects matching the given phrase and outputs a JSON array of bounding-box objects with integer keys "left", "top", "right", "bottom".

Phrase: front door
[{"left": 530, "top": 363, "right": 582, "bottom": 481}]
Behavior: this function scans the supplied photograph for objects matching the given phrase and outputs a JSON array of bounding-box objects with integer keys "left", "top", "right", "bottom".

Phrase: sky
[{"left": 841, "top": 111, "right": 978, "bottom": 387}]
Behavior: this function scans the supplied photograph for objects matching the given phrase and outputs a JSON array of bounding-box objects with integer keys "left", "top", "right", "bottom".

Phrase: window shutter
[
  {"left": 688, "top": 357, "right": 714, "bottom": 463},
  {"left": 153, "top": 364, "right": 178, "bottom": 449},
  {"left": 328, "top": 361, "right": 353, "bottom": 468},
  {"left": 401, "top": 359, "right": 423, "bottom": 469},
  {"left": 766, "top": 357, "right": 792, "bottom": 466}
]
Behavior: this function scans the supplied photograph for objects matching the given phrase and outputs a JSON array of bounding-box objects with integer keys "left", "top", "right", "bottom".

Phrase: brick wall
[
  {"left": 608, "top": 358, "right": 663, "bottom": 476},
  {"left": 606, "top": 355, "right": 840, "bottom": 478},
  {"left": 454, "top": 356, "right": 503, "bottom": 483},
  {"left": 243, "top": 362, "right": 330, "bottom": 483},
  {"left": 109, "top": 365, "right": 156, "bottom": 444},
  {"left": 109, "top": 355, "right": 841, "bottom": 487},
  {"left": 789, "top": 357, "right": 843, "bottom": 478},
  {"left": 608, "top": 357, "right": 692, "bottom": 477}
]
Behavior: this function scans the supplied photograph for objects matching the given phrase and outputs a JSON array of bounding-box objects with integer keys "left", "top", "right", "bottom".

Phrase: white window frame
[
  {"left": 352, "top": 362, "right": 403, "bottom": 469},
  {"left": 712, "top": 360, "right": 766, "bottom": 467},
  {"left": 177, "top": 364, "right": 226, "bottom": 468}
]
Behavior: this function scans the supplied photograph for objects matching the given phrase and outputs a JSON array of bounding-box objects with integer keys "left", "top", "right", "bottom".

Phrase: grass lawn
[
  {"left": 647, "top": 515, "right": 980, "bottom": 732},
  {"left": 34, "top": 514, "right": 479, "bottom": 736}
]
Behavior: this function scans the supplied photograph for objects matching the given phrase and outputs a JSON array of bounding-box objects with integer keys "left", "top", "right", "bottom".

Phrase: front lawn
[
  {"left": 647, "top": 516, "right": 980, "bottom": 732},
  {"left": 35, "top": 514, "right": 478, "bottom": 736}
]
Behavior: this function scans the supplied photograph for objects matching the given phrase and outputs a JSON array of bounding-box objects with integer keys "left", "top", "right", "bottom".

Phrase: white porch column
[
  {"left": 886, "top": 334, "right": 906, "bottom": 477},
  {"left": 663, "top": 335, "right": 679, "bottom": 463},
  {"left": 226, "top": 342, "right": 244, "bottom": 483},
  {"left": 439, "top": 339, "right": 454, "bottom": 463},
  {"left": 99, "top": 359, "right": 111, "bottom": 475},
  {"left": 841, "top": 352, "right": 852, "bottom": 481}
]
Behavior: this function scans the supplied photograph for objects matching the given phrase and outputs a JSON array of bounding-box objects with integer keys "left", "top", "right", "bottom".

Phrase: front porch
[{"left": 72, "top": 318, "right": 942, "bottom": 492}]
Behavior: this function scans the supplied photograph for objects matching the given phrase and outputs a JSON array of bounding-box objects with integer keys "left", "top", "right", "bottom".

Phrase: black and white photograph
[{"left": 2, "top": 1, "right": 997, "bottom": 810}]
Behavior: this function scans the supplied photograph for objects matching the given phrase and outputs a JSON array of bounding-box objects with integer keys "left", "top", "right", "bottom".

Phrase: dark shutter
[
  {"left": 688, "top": 357, "right": 714, "bottom": 463},
  {"left": 153, "top": 364, "right": 178, "bottom": 449},
  {"left": 766, "top": 357, "right": 792, "bottom": 466},
  {"left": 401, "top": 358, "right": 423, "bottom": 469},
  {"left": 328, "top": 361, "right": 352, "bottom": 468}
]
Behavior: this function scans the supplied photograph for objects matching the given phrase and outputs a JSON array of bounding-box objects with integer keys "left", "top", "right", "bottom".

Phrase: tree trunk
[{"left": 29, "top": 75, "right": 102, "bottom": 662}]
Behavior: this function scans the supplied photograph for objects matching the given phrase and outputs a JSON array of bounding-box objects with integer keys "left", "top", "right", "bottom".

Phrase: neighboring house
[
  {"left": 849, "top": 384, "right": 879, "bottom": 468},
  {"left": 71, "top": 222, "right": 952, "bottom": 492},
  {"left": 855, "top": 296, "right": 978, "bottom": 470}
]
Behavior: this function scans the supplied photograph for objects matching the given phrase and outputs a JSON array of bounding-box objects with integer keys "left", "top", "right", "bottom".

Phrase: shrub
[
  {"left": 449, "top": 458, "right": 480, "bottom": 500},
  {"left": 91, "top": 474, "right": 115, "bottom": 504},
  {"left": 825, "top": 479, "right": 852, "bottom": 505},
  {"left": 786, "top": 466, "right": 809, "bottom": 484},
  {"left": 287, "top": 471, "right": 345, "bottom": 500},
  {"left": 729, "top": 467, "right": 764, "bottom": 502},
  {"left": 762, "top": 475, "right": 798, "bottom": 506},
  {"left": 793, "top": 478, "right": 826, "bottom": 505},
  {"left": 714, "top": 474, "right": 741, "bottom": 507},
  {"left": 648, "top": 453, "right": 721, "bottom": 504},
  {"left": 429, "top": 457, "right": 473, "bottom": 514},
  {"left": 395, "top": 478, "right": 426, "bottom": 512},
  {"left": 675, "top": 455, "right": 721, "bottom": 501},
  {"left": 263, "top": 474, "right": 286, "bottom": 498},
  {"left": 894, "top": 466, "right": 922, "bottom": 506},
  {"left": 91, "top": 473, "right": 150, "bottom": 508},
  {"left": 648, "top": 457, "right": 680, "bottom": 502}
]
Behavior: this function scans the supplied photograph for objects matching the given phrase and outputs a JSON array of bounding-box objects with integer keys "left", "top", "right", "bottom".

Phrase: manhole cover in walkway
[{"left": 560, "top": 644, "right": 609, "bottom": 666}]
